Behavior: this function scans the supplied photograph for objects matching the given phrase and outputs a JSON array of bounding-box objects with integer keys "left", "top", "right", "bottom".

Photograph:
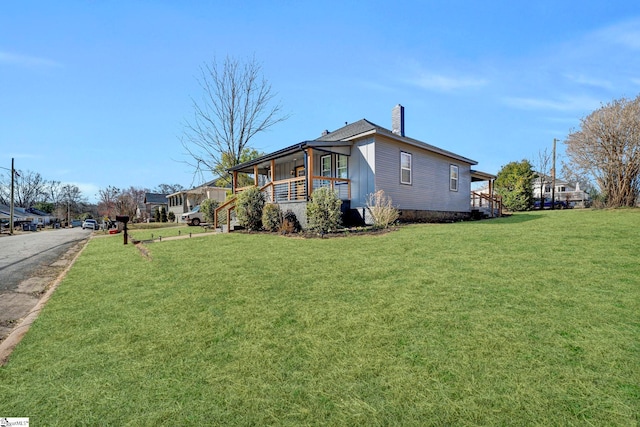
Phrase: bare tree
[
  {"left": 182, "top": 55, "right": 288, "bottom": 182},
  {"left": 0, "top": 169, "right": 48, "bottom": 208},
  {"left": 118, "top": 186, "right": 147, "bottom": 220},
  {"left": 565, "top": 95, "right": 640, "bottom": 207},
  {"left": 56, "top": 184, "right": 86, "bottom": 222},
  {"left": 154, "top": 183, "right": 184, "bottom": 194},
  {"left": 97, "top": 186, "right": 121, "bottom": 219},
  {"left": 532, "top": 148, "right": 552, "bottom": 209}
]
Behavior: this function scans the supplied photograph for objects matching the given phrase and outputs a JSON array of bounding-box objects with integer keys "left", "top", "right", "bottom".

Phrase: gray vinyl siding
[
  {"left": 373, "top": 137, "right": 472, "bottom": 212},
  {"left": 350, "top": 138, "right": 376, "bottom": 206}
]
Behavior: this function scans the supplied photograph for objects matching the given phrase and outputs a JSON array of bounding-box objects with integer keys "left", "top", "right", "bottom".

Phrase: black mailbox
[{"left": 115, "top": 215, "right": 130, "bottom": 244}]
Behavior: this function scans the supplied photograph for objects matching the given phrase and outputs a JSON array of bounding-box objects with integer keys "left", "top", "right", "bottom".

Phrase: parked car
[
  {"left": 181, "top": 205, "right": 203, "bottom": 226},
  {"left": 533, "top": 198, "right": 569, "bottom": 209},
  {"left": 82, "top": 219, "right": 99, "bottom": 230}
]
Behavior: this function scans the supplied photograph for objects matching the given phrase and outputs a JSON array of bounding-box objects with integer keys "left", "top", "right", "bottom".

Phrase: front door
[{"left": 295, "top": 166, "right": 306, "bottom": 200}]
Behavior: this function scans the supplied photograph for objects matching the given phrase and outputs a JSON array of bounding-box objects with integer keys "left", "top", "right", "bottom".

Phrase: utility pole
[
  {"left": 551, "top": 138, "right": 557, "bottom": 210},
  {"left": 10, "top": 158, "right": 15, "bottom": 234}
]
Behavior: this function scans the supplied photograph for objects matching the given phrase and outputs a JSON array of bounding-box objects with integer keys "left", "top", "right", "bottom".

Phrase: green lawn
[
  {"left": 1, "top": 209, "right": 638, "bottom": 425},
  {"left": 126, "top": 224, "right": 210, "bottom": 241}
]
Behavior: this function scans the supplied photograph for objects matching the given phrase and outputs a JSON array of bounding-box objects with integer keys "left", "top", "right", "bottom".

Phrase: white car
[
  {"left": 82, "top": 219, "right": 98, "bottom": 230},
  {"left": 181, "top": 205, "right": 204, "bottom": 226}
]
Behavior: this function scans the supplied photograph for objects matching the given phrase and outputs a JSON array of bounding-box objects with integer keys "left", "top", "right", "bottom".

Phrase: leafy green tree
[
  {"left": 214, "top": 148, "right": 265, "bottom": 187},
  {"left": 160, "top": 206, "right": 168, "bottom": 223},
  {"left": 235, "top": 186, "right": 265, "bottom": 231},
  {"left": 33, "top": 201, "right": 55, "bottom": 213},
  {"left": 495, "top": 160, "right": 535, "bottom": 211},
  {"left": 306, "top": 187, "right": 342, "bottom": 235},
  {"left": 199, "top": 198, "right": 220, "bottom": 224},
  {"left": 154, "top": 207, "right": 160, "bottom": 222}
]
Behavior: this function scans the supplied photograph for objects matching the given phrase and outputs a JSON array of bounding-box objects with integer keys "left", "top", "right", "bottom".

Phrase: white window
[
  {"left": 401, "top": 152, "right": 412, "bottom": 184},
  {"left": 337, "top": 155, "right": 348, "bottom": 179},
  {"left": 321, "top": 155, "right": 331, "bottom": 177},
  {"left": 450, "top": 165, "right": 459, "bottom": 191}
]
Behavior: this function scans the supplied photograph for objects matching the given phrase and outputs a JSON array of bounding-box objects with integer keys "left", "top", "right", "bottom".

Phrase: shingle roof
[
  {"left": 229, "top": 114, "right": 478, "bottom": 172},
  {"left": 315, "top": 119, "right": 382, "bottom": 141},
  {"left": 144, "top": 193, "right": 168, "bottom": 204}
]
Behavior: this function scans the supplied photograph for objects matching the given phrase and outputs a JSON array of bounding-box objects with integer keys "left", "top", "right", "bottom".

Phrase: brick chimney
[{"left": 392, "top": 104, "right": 405, "bottom": 136}]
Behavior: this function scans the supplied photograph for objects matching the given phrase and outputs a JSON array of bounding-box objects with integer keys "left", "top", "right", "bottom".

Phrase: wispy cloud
[
  {"left": 408, "top": 72, "right": 488, "bottom": 92},
  {"left": 67, "top": 182, "right": 100, "bottom": 201},
  {"left": 594, "top": 18, "right": 640, "bottom": 50},
  {"left": 503, "top": 95, "right": 601, "bottom": 112},
  {"left": 0, "top": 51, "right": 62, "bottom": 68},
  {"left": 564, "top": 73, "right": 613, "bottom": 90}
]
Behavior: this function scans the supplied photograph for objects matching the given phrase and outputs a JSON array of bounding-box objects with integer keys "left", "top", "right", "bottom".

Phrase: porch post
[
  {"left": 253, "top": 165, "right": 259, "bottom": 187},
  {"left": 307, "top": 147, "right": 314, "bottom": 197},
  {"left": 270, "top": 159, "right": 276, "bottom": 201},
  {"left": 489, "top": 179, "right": 494, "bottom": 217},
  {"left": 232, "top": 171, "right": 238, "bottom": 194}
]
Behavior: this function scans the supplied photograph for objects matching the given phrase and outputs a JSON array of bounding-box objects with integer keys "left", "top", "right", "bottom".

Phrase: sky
[{"left": 2, "top": 1, "right": 640, "bottom": 203}]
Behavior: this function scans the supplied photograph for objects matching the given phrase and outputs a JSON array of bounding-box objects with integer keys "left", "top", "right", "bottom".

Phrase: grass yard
[
  {"left": 126, "top": 224, "right": 211, "bottom": 241},
  {"left": 1, "top": 209, "right": 638, "bottom": 425}
]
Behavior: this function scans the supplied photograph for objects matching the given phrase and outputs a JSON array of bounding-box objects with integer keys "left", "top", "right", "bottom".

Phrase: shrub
[
  {"left": 280, "top": 210, "right": 301, "bottom": 234},
  {"left": 306, "top": 187, "right": 342, "bottom": 235},
  {"left": 200, "top": 198, "right": 220, "bottom": 224},
  {"left": 167, "top": 211, "right": 176, "bottom": 222},
  {"left": 235, "top": 186, "right": 265, "bottom": 231},
  {"left": 160, "top": 207, "right": 168, "bottom": 223},
  {"left": 262, "top": 203, "right": 282, "bottom": 232},
  {"left": 154, "top": 207, "right": 160, "bottom": 223},
  {"left": 366, "top": 190, "right": 399, "bottom": 229}
]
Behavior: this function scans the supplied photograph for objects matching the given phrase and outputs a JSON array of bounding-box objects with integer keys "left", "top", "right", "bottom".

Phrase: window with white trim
[
  {"left": 337, "top": 154, "right": 348, "bottom": 179},
  {"left": 401, "top": 152, "right": 412, "bottom": 184},
  {"left": 450, "top": 164, "right": 459, "bottom": 191},
  {"left": 321, "top": 155, "right": 331, "bottom": 177}
]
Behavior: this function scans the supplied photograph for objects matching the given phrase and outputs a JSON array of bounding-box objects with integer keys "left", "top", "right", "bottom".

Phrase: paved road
[{"left": 0, "top": 227, "right": 91, "bottom": 292}]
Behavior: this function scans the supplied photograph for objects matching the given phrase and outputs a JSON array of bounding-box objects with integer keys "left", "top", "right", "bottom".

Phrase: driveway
[{"left": 0, "top": 227, "right": 90, "bottom": 343}]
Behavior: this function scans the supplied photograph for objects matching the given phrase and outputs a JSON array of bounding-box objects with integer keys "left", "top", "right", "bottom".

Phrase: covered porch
[
  {"left": 214, "top": 142, "right": 352, "bottom": 230},
  {"left": 229, "top": 141, "right": 352, "bottom": 203},
  {"left": 470, "top": 170, "right": 502, "bottom": 217}
]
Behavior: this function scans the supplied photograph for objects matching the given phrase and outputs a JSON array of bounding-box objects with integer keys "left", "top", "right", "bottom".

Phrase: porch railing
[
  {"left": 471, "top": 191, "right": 503, "bottom": 217},
  {"left": 234, "top": 176, "right": 350, "bottom": 203}
]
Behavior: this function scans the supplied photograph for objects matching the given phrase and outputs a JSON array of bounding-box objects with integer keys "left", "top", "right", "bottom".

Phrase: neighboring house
[
  {"left": 0, "top": 205, "right": 27, "bottom": 224},
  {"left": 533, "top": 175, "right": 590, "bottom": 207},
  {"left": 219, "top": 105, "right": 497, "bottom": 229},
  {"left": 167, "top": 181, "right": 227, "bottom": 223},
  {"left": 0, "top": 205, "right": 36, "bottom": 227},
  {"left": 26, "top": 207, "right": 54, "bottom": 227},
  {"left": 140, "top": 193, "right": 168, "bottom": 221}
]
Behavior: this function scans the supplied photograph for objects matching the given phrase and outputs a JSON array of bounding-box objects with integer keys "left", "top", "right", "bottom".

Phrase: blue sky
[{"left": 2, "top": 1, "right": 640, "bottom": 202}]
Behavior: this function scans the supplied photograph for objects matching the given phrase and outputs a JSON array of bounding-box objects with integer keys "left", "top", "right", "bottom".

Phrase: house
[
  {"left": 139, "top": 193, "right": 168, "bottom": 221},
  {"left": 26, "top": 207, "right": 54, "bottom": 227},
  {"left": 532, "top": 175, "right": 590, "bottom": 207},
  {"left": 167, "top": 181, "right": 227, "bottom": 223},
  {"left": 217, "top": 105, "right": 498, "bottom": 229},
  {"left": 0, "top": 205, "right": 37, "bottom": 229}
]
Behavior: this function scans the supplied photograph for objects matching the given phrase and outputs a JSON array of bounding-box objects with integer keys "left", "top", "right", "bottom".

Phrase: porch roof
[
  {"left": 471, "top": 170, "right": 497, "bottom": 182},
  {"left": 228, "top": 140, "right": 352, "bottom": 173}
]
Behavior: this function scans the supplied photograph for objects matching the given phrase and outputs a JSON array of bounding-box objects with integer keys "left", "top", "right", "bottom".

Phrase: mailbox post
[{"left": 115, "top": 215, "right": 130, "bottom": 245}]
